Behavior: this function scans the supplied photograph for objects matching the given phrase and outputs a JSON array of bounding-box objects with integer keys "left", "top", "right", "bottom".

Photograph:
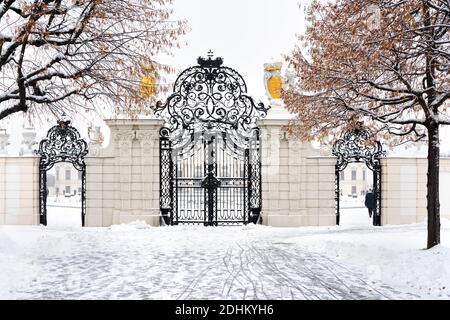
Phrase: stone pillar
[
  {"left": 104, "top": 119, "right": 163, "bottom": 226},
  {"left": 259, "top": 119, "right": 313, "bottom": 226},
  {"left": 259, "top": 114, "right": 334, "bottom": 227},
  {"left": 260, "top": 122, "right": 282, "bottom": 225},
  {"left": 136, "top": 127, "right": 160, "bottom": 225},
  {"left": 113, "top": 125, "right": 134, "bottom": 224}
]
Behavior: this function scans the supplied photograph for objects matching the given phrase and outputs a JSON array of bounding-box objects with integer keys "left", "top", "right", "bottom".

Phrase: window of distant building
[
  {"left": 65, "top": 169, "right": 71, "bottom": 180},
  {"left": 65, "top": 186, "right": 70, "bottom": 194},
  {"left": 352, "top": 186, "right": 357, "bottom": 194},
  {"left": 340, "top": 171, "right": 345, "bottom": 180},
  {"left": 56, "top": 167, "right": 60, "bottom": 180},
  {"left": 351, "top": 168, "right": 357, "bottom": 180},
  {"left": 363, "top": 169, "right": 366, "bottom": 181},
  {"left": 78, "top": 170, "right": 82, "bottom": 180}
]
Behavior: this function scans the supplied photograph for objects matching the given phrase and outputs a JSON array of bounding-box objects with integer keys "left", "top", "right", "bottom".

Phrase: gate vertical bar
[
  {"left": 373, "top": 169, "right": 377, "bottom": 226},
  {"left": 256, "top": 131, "right": 262, "bottom": 223},
  {"left": 244, "top": 147, "right": 250, "bottom": 224},
  {"left": 39, "top": 169, "right": 47, "bottom": 225},
  {"left": 378, "top": 164, "right": 382, "bottom": 226},
  {"left": 81, "top": 168, "right": 86, "bottom": 227},
  {"left": 373, "top": 165, "right": 382, "bottom": 226},
  {"left": 247, "top": 130, "right": 262, "bottom": 224},
  {"left": 159, "top": 129, "right": 173, "bottom": 225},
  {"left": 335, "top": 166, "right": 340, "bottom": 226},
  {"left": 205, "top": 134, "right": 214, "bottom": 226}
]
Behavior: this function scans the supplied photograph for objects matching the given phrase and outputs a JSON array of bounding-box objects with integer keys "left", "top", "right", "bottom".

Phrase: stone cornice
[
  {"left": 104, "top": 118, "right": 165, "bottom": 128},
  {"left": 257, "top": 118, "right": 290, "bottom": 126}
]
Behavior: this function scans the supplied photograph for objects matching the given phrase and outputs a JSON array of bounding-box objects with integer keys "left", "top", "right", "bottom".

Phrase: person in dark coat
[{"left": 365, "top": 189, "right": 375, "bottom": 218}]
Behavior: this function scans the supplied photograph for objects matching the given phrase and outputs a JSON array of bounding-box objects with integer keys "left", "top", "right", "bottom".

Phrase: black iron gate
[
  {"left": 35, "top": 120, "right": 88, "bottom": 226},
  {"left": 332, "top": 126, "right": 385, "bottom": 226},
  {"left": 156, "top": 54, "right": 268, "bottom": 226}
]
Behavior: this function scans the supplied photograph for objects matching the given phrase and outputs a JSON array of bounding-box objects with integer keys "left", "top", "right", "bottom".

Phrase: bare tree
[
  {"left": 283, "top": 0, "right": 449, "bottom": 248},
  {"left": 0, "top": 0, "right": 186, "bottom": 120}
]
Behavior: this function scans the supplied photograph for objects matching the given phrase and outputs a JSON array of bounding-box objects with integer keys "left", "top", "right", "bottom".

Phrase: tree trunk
[{"left": 427, "top": 122, "right": 440, "bottom": 249}]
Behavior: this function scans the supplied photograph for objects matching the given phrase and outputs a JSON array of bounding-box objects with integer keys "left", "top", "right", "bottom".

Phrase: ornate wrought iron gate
[
  {"left": 156, "top": 54, "right": 268, "bottom": 226},
  {"left": 332, "top": 127, "right": 385, "bottom": 226},
  {"left": 35, "top": 120, "right": 88, "bottom": 226}
]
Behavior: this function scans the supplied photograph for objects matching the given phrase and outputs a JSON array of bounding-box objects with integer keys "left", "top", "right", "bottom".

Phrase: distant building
[
  {"left": 47, "top": 163, "right": 81, "bottom": 197},
  {"left": 339, "top": 163, "right": 373, "bottom": 197}
]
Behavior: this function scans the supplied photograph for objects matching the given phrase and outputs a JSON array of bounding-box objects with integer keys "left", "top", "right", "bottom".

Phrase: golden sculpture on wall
[
  {"left": 264, "top": 62, "right": 283, "bottom": 101},
  {"left": 139, "top": 64, "right": 157, "bottom": 98}
]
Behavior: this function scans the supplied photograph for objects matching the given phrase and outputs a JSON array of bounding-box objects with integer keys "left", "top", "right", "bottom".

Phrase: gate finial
[{"left": 197, "top": 51, "right": 223, "bottom": 68}]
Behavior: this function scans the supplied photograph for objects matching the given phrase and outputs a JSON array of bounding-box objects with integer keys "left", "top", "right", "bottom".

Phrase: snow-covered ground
[
  {"left": 340, "top": 195, "right": 365, "bottom": 208},
  {"left": 47, "top": 195, "right": 82, "bottom": 207},
  {"left": 45, "top": 196, "right": 82, "bottom": 227},
  {"left": 46, "top": 206, "right": 82, "bottom": 227},
  {"left": 0, "top": 219, "right": 449, "bottom": 300},
  {"left": 340, "top": 207, "right": 373, "bottom": 227}
]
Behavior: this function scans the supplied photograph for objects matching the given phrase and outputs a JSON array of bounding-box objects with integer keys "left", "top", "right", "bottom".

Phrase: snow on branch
[{"left": 0, "top": 0, "right": 187, "bottom": 121}]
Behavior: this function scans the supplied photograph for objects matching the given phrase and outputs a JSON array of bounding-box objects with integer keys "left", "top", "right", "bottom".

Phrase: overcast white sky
[{"left": 162, "top": 0, "right": 307, "bottom": 103}]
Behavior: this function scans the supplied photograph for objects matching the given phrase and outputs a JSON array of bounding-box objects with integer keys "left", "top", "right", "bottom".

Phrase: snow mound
[{"left": 108, "top": 220, "right": 153, "bottom": 231}]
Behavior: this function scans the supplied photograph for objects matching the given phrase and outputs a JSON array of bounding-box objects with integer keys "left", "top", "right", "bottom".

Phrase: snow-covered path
[
  {"left": 3, "top": 222, "right": 446, "bottom": 300},
  {"left": 177, "top": 241, "right": 408, "bottom": 300}
]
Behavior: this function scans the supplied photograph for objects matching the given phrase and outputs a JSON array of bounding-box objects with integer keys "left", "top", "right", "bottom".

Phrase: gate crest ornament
[
  {"left": 154, "top": 54, "right": 269, "bottom": 226},
  {"left": 332, "top": 127, "right": 385, "bottom": 172},
  {"left": 36, "top": 120, "right": 88, "bottom": 171},
  {"left": 154, "top": 53, "right": 270, "bottom": 151}
]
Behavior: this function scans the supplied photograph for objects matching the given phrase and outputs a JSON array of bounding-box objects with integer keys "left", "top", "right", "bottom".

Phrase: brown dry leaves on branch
[{"left": 282, "top": 0, "right": 449, "bottom": 145}]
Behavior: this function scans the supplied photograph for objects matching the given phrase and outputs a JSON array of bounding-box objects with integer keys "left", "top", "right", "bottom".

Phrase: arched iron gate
[
  {"left": 332, "top": 127, "right": 385, "bottom": 226},
  {"left": 35, "top": 120, "right": 88, "bottom": 226},
  {"left": 155, "top": 54, "right": 269, "bottom": 226}
]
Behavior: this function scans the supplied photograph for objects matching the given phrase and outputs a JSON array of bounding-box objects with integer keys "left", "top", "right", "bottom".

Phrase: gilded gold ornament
[{"left": 267, "top": 75, "right": 282, "bottom": 99}]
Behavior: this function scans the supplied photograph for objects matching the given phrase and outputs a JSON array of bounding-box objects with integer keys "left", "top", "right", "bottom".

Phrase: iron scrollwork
[
  {"left": 332, "top": 127, "right": 385, "bottom": 226},
  {"left": 154, "top": 53, "right": 269, "bottom": 152},
  {"left": 35, "top": 120, "right": 88, "bottom": 226},
  {"left": 332, "top": 127, "right": 385, "bottom": 172},
  {"left": 155, "top": 53, "right": 269, "bottom": 226}
]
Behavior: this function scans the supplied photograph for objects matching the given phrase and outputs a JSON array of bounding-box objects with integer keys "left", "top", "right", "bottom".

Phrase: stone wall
[
  {"left": 0, "top": 157, "right": 39, "bottom": 225},
  {"left": 84, "top": 156, "right": 115, "bottom": 227},
  {"left": 382, "top": 157, "right": 450, "bottom": 225},
  {"left": 304, "top": 157, "right": 336, "bottom": 226}
]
